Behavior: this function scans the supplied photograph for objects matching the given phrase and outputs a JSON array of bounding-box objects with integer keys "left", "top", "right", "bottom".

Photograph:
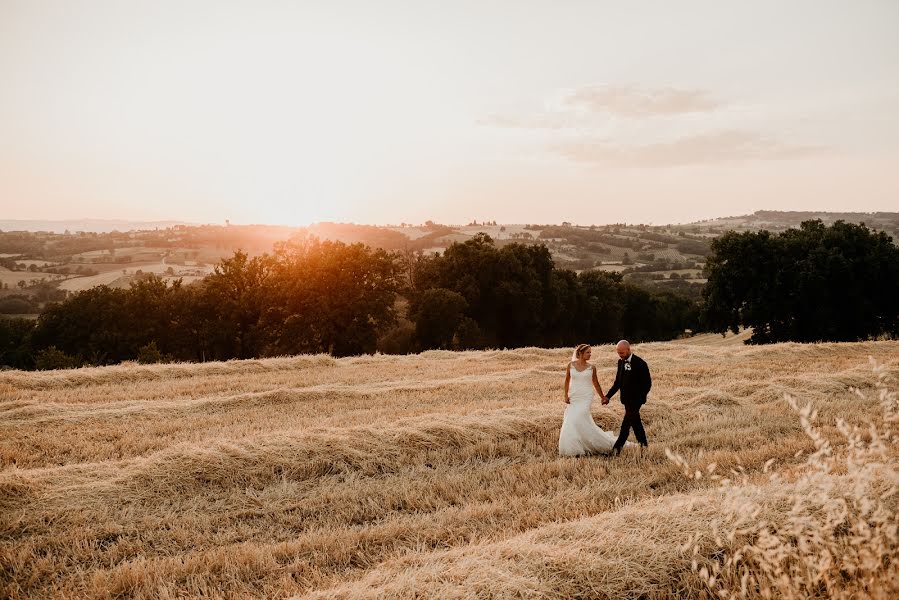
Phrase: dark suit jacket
[{"left": 606, "top": 354, "right": 652, "bottom": 405}]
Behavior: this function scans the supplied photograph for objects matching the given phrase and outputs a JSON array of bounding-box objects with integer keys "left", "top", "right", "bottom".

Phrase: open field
[
  {"left": 58, "top": 261, "right": 215, "bottom": 292},
  {"left": 71, "top": 247, "right": 167, "bottom": 261},
  {"left": 0, "top": 267, "right": 67, "bottom": 289},
  {"left": 593, "top": 263, "right": 629, "bottom": 272},
  {"left": 1, "top": 339, "right": 898, "bottom": 598},
  {"left": 0, "top": 313, "right": 38, "bottom": 321},
  {"left": 384, "top": 227, "right": 432, "bottom": 240},
  {"left": 457, "top": 225, "right": 539, "bottom": 240},
  {"left": 56, "top": 270, "right": 135, "bottom": 292},
  {"left": 11, "top": 260, "right": 54, "bottom": 268}
]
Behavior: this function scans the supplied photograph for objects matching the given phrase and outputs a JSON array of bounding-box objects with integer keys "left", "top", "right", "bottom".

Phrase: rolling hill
[{"left": 2, "top": 210, "right": 897, "bottom": 315}]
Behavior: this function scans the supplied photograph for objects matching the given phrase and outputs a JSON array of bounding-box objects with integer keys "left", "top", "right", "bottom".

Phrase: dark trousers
[{"left": 614, "top": 402, "right": 647, "bottom": 450}]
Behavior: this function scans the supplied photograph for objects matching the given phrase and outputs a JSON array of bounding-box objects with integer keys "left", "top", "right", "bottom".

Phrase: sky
[{"left": 1, "top": 0, "right": 898, "bottom": 227}]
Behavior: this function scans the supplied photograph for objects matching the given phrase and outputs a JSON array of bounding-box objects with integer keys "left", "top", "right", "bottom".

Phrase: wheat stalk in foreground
[{"left": 668, "top": 358, "right": 899, "bottom": 600}]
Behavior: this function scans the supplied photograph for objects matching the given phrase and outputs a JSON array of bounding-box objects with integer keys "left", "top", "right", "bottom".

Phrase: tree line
[
  {"left": 4, "top": 219, "right": 893, "bottom": 370},
  {"left": 0, "top": 234, "right": 698, "bottom": 370}
]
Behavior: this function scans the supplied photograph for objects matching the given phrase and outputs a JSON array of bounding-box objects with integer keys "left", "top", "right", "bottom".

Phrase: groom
[{"left": 602, "top": 340, "right": 651, "bottom": 455}]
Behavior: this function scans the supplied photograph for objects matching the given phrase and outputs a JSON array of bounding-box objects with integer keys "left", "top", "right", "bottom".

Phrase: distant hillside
[
  {"left": 0, "top": 218, "right": 196, "bottom": 234},
  {"left": 684, "top": 210, "right": 899, "bottom": 237},
  {"left": 2, "top": 212, "right": 896, "bottom": 312}
]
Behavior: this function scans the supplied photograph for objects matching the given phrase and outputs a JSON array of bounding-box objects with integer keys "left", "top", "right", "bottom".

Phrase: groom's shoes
[{"left": 611, "top": 447, "right": 622, "bottom": 457}]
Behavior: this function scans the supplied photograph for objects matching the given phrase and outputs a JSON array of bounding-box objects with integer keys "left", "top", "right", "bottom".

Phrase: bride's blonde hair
[{"left": 571, "top": 343, "right": 590, "bottom": 362}]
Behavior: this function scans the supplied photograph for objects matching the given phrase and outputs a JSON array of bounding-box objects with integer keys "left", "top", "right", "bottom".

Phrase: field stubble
[{"left": 1, "top": 339, "right": 897, "bottom": 598}]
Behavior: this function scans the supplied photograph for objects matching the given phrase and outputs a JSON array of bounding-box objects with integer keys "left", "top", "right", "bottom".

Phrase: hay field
[{"left": 1, "top": 340, "right": 898, "bottom": 598}]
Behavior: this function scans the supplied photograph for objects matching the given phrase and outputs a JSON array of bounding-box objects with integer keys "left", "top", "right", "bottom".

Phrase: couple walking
[{"left": 559, "top": 340, "right": 651, "bottom": 457}]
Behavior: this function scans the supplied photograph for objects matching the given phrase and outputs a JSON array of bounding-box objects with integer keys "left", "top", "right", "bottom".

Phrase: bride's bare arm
[
  {"left": 592, "top": 365, "right": 608, "bottom": 403},
  {"left": 563, "top": 363, "right": 571, "bottom": 403}
]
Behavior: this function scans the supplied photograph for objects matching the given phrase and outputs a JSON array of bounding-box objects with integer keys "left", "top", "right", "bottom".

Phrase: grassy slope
[{"left": 1, "top": 339, "right": 897, "bottom": 598}]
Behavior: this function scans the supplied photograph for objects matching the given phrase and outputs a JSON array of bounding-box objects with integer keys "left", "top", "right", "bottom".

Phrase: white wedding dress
[{"left": 558, "top": 363, "right": 618, "bottom": 457}]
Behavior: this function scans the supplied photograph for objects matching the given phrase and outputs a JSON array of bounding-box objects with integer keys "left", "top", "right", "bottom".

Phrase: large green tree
[
  {"left": 409, "top": 288, "right": 469, "bottom": 350},
  {"left": 263, "top": 238, "right": 400, "bottom": 356},
  {"left": 703, "top": 220, "right": 899, "bottom": 343},
  {"left": 0, "top": 318, "right": 35, "bottom": 370},
  {"left": 578, "top": 271, "right": 627, "bottom": 343},
  {"left": 200, "top": 251, "right": 275, "bottom": 360},
  {"left": 415, "top": 234, "right": 556, "bottom": 347}
]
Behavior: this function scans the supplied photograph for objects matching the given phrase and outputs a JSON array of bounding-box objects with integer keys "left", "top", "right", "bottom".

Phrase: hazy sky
[{"left": 2, "top": 1, "right": 898, "bottom": 226}]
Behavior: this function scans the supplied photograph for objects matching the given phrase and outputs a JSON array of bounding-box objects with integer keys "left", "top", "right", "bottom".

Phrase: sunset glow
[{"left": 1, "top": 1, "right": 898, "bottom": 226}]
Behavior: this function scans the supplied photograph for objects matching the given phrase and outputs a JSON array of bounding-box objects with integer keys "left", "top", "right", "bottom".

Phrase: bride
[{"left": 558, "top": 343, "right": 619, "bottom": 457}]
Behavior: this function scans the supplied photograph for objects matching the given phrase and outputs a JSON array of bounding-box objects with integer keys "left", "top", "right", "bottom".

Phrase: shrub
[
  {"left": 137, "top": 341, "right": 170, "bottom": 364},
  {"left": 453, "top": 316, "right": 485, "bottom": 350},
  {"left": 0, "top": 297, "right": 35, "bottom": 314},
  {"left": 34, "top": 346, "right": 77, "bottom": 370},
  {"left": 376, "top": 321, "right": 416, "bottom": 355}
]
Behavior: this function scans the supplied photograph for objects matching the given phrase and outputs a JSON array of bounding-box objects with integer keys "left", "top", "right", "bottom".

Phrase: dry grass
[{"left": 1, "top": 340, "right": 897, "bottom": 598}]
